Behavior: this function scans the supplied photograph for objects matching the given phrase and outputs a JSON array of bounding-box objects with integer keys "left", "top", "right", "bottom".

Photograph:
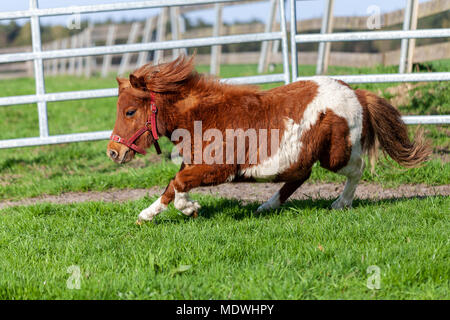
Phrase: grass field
[
  {"left": 1, "top": 195, "right": 448, "bottom": 299},
  {"left": 0, "top": 61, "right": 449, "bottom": 299}
]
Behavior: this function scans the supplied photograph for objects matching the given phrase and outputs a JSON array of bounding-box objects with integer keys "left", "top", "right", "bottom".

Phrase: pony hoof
[
  {"left": 331, "top": 199, "right": 352, "bottom": 210},
  {"left": 136, "top": 219, "right": 144, "bottom": 225},
  {"left": 192, "top": 211, "right": 199, "bottom": 219},
  {"left": 177, "top": 200, "right": 201, "bottom": 217},
  {"left": 256, "top": 202, "right": 279, "bottom": 213}
]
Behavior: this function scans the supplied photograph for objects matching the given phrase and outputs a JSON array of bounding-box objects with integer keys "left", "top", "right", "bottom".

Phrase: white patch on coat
[
  {"left": 241, "top": 77, "right": 363, "bottom": 179},
  {"left": 241, "top": 118, "right": 302, "bottom": 179},
  {"left": 138, "top": 197, "right": 167, "bottom": 221},
  {"left": 256, "top": 191, "right": 281, "bottom": 212},
  {"left": 174, "top": 190, "right": 201, "bottom": 216}
]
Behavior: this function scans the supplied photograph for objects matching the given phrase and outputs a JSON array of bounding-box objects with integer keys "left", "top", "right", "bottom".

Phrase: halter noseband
[{"left": 110, "top": 92, "right": 162, "bottom": 155}]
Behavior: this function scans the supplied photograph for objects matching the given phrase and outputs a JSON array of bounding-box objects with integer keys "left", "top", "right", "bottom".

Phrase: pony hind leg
[
  {"left": 257, "top": 170, "right": 312, "bottom": 212},
  {"left": 331, "top": 155, "right": 365, "bottom": 209}
]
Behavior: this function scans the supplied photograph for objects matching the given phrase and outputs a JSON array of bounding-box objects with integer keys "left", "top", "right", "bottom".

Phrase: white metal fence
[{"left": 0, "top": 0, "right": 448, "bottom": 150}]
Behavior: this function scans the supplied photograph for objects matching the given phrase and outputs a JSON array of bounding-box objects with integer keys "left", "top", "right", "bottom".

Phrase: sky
[{"left": 0, "top": 0, "right": 430, "bottom": 26}]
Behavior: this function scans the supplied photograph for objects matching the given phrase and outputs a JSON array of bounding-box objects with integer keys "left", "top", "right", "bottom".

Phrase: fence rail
[
  {"left": 0, "top": 0, "right": 242, "bottom": 20},
  {"left": 0, "top": 32, "right": 286, "bottom": 64},
  {"left": 2, "top": 41, "right": 449, "bottom": 77},
  {"left": 0, "top": 0, "right": 448, "bottom": 150}
]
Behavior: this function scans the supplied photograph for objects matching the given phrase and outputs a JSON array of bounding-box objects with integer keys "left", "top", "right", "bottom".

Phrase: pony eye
[{"left": 126, "top": 110, "right": 136, "bottom": 117}]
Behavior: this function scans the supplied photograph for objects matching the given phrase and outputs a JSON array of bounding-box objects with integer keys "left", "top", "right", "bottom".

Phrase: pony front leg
[
  {"left": 172, "top": 164, "right": 234, "bottom": 217},
  {"left": 137, "top": 180, "right": 175, "bottom": 223},
  {"left": 137, "top": 196, "right": 168, "bottom": 223},
  {"left": 173, "top": 191, "right": 201, "bottom": 217}
]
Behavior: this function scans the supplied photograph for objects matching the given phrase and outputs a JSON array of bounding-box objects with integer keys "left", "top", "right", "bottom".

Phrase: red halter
[{"left": 110, "top": 92, "right": 161, "bottom": 155}]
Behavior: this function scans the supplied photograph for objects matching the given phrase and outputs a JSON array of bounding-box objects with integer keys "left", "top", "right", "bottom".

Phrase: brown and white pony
[{"left": 107, "top": 55, "right": 430, "bottom": 223}]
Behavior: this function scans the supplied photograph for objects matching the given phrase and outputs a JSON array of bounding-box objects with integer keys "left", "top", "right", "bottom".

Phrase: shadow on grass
[
  {"left": 0, "top": 155, "right": 50, "bottom": 171},
  {"left": 185, "top": 195, "right": 442, "bottom": 222}
]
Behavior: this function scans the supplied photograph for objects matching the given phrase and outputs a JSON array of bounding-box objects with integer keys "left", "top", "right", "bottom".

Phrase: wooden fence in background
[{"left": 0, "top": 0, "right": 448, "bottom": 78}]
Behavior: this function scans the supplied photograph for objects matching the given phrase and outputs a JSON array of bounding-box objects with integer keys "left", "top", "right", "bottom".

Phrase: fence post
[
  {"left": 75, "top": 32, "right": 84, "bottom": 76},
  {"left": 290, "top": 0, "right": 298, "bottom": 82},
  {"left": 154, "top": 7, "right": 168, "bottom": 64},
  {"left": 137, "top": 17, "right": 156, "bottom": 67},
  {"left": 41, "top": 44, "right": 46, "bottom": 73},
  {"left": 210, "top": 3, "right": 223, "bottom": 75},
  {"left": 272, "top": 39, "right": 280, "bottom": 60},
  {"left": 170, "top": 7, "right": 181, "bottom": 59},
  {"left": 279, "top": 0, "right": 290, "bottom": 84},
  {"left": 51, "top": 40, "right": 59, "bottom": 76},
  {"left": 29, "top": 0, "right": 49, "bottom": 138},
  {"left": 407, "top": 0, "right": 419, "bottom": 73},
  {"left": 118, "top": 22, "right": 141, "bottom": 76},
  {"left": 399, "top": 0, "right": 414, "bottom": 73},
  {"left": 316, "top": 0, "right": 334, "bottom": 75},
  {"left": 60, "top": 38, "right": 68, "bottom": 74},
  {"left": 178, "top": 13, "right": 187, "bottom": 56},
  {"left": 68, "top": 34, "right": 77, "bottom": 75},
  {"left": 43, "top": 43, "right": 49, "bottom": 73},
  {"left": 264, "top": 0, "right": 280, "bottom": 73},
  {"left": 84, "top": 23, "right": 95, "bottom": 78},
  {"left": 101, "top": 24, "right": 117, "bottom": 77},
  {"left": 258, "top": 0, "right": 277, "bottom": 74}
]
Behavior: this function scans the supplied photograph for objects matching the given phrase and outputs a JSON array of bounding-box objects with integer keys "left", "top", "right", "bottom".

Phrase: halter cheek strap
[{"left": 110, "top": 92, "right": 162, "bottom": 155}]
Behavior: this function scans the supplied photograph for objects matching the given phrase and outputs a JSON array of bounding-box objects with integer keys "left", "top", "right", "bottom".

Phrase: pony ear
[
  {"left": 116, "top": 77, "right": 130, "bottom": 94},
  {"left": 129, "top": 74, "right": 147, "bottom": 91}
]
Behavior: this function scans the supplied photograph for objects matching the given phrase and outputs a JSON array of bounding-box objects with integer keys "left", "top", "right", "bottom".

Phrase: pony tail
[{"left": 359, "top": 90, "right": 431, "bottom": 168}]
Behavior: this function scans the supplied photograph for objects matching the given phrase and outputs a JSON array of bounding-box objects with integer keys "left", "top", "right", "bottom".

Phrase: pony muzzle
[{"left": 107, "top": 141, "right": 135, "bottom": 164}]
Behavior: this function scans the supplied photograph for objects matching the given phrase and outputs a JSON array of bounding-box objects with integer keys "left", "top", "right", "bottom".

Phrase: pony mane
[
  {"left": 128, "top": 54, "right": 261, "bottom": 102},
  {"left": 131, "top": 55, "right": 196, "bottom": 93}
]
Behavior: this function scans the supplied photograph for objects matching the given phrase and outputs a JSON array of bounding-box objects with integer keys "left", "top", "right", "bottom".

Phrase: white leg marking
[
  {"left": 331, "top": 156, "right": 364, "bottom": 209},
  {"left": 174, "top": 190, "right": 201, "bottom": 216},
  {"left": 257, "top": 191, "right": 281, "bottom": 212},
  {"left": 138, "top": 196, "right": 168, "bottom": 221}
]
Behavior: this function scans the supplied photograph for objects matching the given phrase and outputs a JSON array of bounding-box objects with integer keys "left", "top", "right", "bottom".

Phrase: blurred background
[{"left": 0, "top": 0, "right": 448, "bottom": 79}]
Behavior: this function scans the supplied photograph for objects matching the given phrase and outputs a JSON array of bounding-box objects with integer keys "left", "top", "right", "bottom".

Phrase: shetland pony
[{"left": 107, "top": 55, "right": 430, "bottom": 222}]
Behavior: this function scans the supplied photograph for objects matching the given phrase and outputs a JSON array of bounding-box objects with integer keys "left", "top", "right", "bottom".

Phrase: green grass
[
  {"left": 0, "top": 62, "right": 448, "bottom": 200},
  {"left": 0, "top": 194, "right": 448, "bottom": 299},
  {"left": 400, "top": 81, "right": 450, "bottom": 115}
]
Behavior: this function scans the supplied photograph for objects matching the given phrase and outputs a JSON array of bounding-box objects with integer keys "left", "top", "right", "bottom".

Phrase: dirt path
[{"left": 1, "top": 182, "right": 448, "bottom": 210}]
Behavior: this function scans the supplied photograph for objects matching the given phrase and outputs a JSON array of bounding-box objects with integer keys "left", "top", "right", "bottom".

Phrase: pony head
[{"left": 107, "top": 55, "right": 196, "bottom": 163}]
